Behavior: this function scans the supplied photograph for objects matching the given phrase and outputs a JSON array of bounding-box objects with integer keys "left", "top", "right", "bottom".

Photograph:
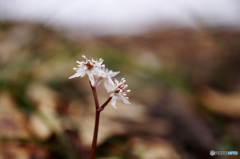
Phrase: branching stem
[{"left": 89, "top": 81, "right": 112, "bottom": 159}]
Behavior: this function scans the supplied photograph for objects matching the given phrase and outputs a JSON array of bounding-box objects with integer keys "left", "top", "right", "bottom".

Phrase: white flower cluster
[
  {"left": 105, "top": 77, "right": 130, "bottom": 108},
  {"left": 69, "top": 55, "right": 130, "bottom": 108}
]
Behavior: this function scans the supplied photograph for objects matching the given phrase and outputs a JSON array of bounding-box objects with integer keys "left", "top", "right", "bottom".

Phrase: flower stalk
[
  {"left": 89, "top": 82, "right": 112, "bottom": 159},
  {"left": 97, "top": 97, "right": 112, "bottom": 112},
  {"left": 88, "top": 82, "right": 100, "bottom": 159},
  {"left": 89, "top": 109, "right": 100, "bottom": 159}
]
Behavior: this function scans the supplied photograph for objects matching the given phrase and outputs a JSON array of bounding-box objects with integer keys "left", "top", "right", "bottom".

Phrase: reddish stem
[
  {"left": 97, "top": 97, "right": 112, "bottom": 112},
  {"left": 90, "top": 81, "right": 99, "bottom": 109},
  {"left": 89, "top": 110, "right": 100, "bottom": 159},
  {"left": 89, "top": 81, "right": 112, "bottom": 159}
]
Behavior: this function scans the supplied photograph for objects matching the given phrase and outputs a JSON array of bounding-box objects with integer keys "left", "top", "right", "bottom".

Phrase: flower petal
[
  {"left": 75, "top": 68, "right": 86, "bottom": 77},
  {"left": 92, "top": 67, "right": 103, "bottom": 76},
  {"left": 69, "top": 73, "right": 81, "bottom": 79},
  {"left": 109, "top": 71, "right": 120, "bottom": 77},
  {"left": 87, "top": 72, "right": 95, "bottom": 86},
  {"left": 111, "top": 98, "right": 117, "bottom": 109},
  {"left": 120, "top": 95, "right": 131, "bottom": 104},
  {"left": 80, "top": 71, "right": 87, "bottom": 77},
  {"left": 104, "top": 82, "right": 115, "bottom": 92},
  {"left": 107, "top": 76, "right": 115, "bottom": 87}
]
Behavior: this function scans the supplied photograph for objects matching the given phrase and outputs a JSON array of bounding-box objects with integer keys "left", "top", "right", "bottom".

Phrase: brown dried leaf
[{"left": 200, "top": 87, "right": 240, "bottom": 117}]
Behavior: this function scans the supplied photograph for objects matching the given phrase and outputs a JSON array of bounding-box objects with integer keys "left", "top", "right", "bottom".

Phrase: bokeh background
[{"left": 0, "top": 1, "right": 240, "bottom": 159}]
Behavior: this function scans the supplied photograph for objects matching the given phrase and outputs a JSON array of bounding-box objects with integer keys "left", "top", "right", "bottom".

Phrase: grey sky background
[{"left": 0, "top": 0, "right": 240, "bottom": 35}]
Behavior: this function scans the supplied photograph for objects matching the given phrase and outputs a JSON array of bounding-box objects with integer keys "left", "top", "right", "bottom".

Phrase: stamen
[{"left": 115, "top": 90, "right": 120, "bottom": 93}]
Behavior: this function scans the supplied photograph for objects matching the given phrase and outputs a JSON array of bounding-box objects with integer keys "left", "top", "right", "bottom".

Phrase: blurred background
[{"left": 0, "top": 0, "right": 240, "bottom": 159}]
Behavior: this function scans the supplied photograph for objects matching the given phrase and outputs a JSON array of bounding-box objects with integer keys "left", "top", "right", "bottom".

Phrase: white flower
[
  {"left": 104, "top": 76, "right": 130, "bottom": 108},
  {"left": 100, "top": 66, "right": 119, "bottom": 79},
  {"left": 69, "top": 55, "right": 104, "bottom": 86},
  {"left": 95, "top": 66, "right": 119, "bottom": 86}
]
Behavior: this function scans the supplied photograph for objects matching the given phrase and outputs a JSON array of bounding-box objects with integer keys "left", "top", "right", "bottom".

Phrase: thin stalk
[
  {"left": 89, "top": 111, "right": 100, "bottom": 159},
  {"left": 89, "top": 81, "right": 100, "bottom": 159},
  {"left": 89, "top": 81, "right": 112, "bottom": 159},
  {"left": 97, "top": 97, "right": 112, "bottom": 112},
  {"left": 90, "top": 81, "right": 100, "bottom": 109}
]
